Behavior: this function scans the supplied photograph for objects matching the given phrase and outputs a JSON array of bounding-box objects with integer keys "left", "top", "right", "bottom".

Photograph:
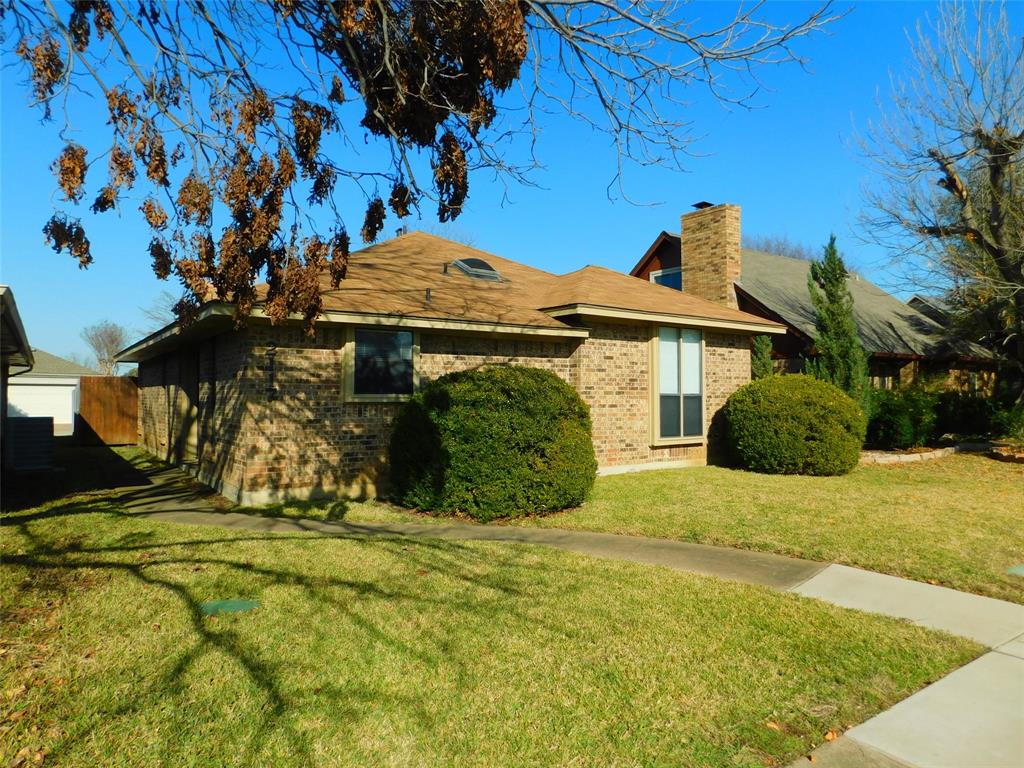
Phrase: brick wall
[
  {"left": 137, "top": 333, "right": 252, "bottom": 499},
  {"left": 137, "top": 357, "right": 166, "bottom": 458},
  {"left": 681, "top": 204, "right": 741, "bottom": 309},
  {"left": 136, "top": 320, "right": 752, "bottom": 503},
  {"left": 576, "top": 322, "right": 668, "bottom": 466},
  {"left": 195, "top": 333, "right": 251, "bottom": 499},
  {"left": 419, "top": 335, "right": 578, "bottom": 383},
  {"left": 579, "top": 324, "right": 751, "bottom": 468},
  {"left": 704, "top": 331, "right": 752, "bottom": 422}
]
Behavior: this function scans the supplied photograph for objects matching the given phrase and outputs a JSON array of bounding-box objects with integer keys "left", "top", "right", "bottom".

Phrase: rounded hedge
[
  {"left": 720, "top": 374, "right": 866, "bottom": 475},
  {"left": 388, "top": 366, "right": 597, "bottom": 522}
]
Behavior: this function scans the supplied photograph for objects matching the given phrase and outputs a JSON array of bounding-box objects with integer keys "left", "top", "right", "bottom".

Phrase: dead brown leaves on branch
[
  {"left": 16, "top": 35, "right": 63, "bottom": 117},
  {"left": 52, "top": 144, "right": 88, "bottom": 203},
  {"left": 9, "top": 0, "right": 837, "bottom": 334},
  {"left": 43, "top": 215, "right": 91, "bottom": 268}
]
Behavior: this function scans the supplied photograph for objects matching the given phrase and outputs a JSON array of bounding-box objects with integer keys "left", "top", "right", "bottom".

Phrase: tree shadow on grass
[
  {"left": 1, "top": 442, "right": 157, "bottom": 514},
  {"left": 0, "top": 495, "right": 567, "bottom": 765}
]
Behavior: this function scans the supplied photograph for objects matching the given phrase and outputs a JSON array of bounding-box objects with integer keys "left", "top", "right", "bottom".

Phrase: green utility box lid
[{"left": 199, "top": 599, "right": 259, "bottom": 616}]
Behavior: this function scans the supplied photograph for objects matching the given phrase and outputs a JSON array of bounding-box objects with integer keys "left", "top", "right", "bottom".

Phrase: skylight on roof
[{"left": 452, "top": 257, "right": 501, "bottom": 281}]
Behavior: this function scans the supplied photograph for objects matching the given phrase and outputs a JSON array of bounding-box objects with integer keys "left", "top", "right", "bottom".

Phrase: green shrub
[
  {"left": 992, "top": 404, "right": 1024, "bottom": 441},
  {"left": 720, "top": 374, "right": 866, "bottom": 475},
  {"left": 866, "top": 390, "right": 914, "bottom": 450},
  {"left": 934, "top": 392, "right": 996, "bottom": 437},
  {"left": 867, "top": 388, "right": 938, "bottom": 450},
  {"left": 388, "top": 366, "right": 597, "bottom": 522}
]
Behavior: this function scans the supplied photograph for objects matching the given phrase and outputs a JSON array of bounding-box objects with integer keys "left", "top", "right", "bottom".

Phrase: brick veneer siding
[
  {"left": 681, "top": 204, "right": 741, "bottom": 309},
  {"left": 138, "top": 333, "right": 252, "bottom": 499},
  {"left": 136, "top": 320, "right": 752, "bottom": 503}
]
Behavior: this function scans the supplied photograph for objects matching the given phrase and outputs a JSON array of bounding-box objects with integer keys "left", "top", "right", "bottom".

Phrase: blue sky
[{"left": 1, "top": 1, "right": 1015, "bottom": 363}]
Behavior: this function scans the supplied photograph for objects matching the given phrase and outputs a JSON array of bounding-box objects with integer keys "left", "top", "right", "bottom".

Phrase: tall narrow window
[
  {"left": 658, "top": 328, "right": 681, "bottom": 438},
  {"left": 681, "top": 329, "right": 702, "bottom": 436},
  {"left": 353, "top": 329, "right": 413, "bottom": 395},
  {"left": 657, "top": 327, "right": 703, "bottom": 439}
]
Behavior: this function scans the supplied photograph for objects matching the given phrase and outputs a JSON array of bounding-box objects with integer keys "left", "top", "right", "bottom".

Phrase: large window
[
  {"left": 353, "top": 329, "right": 414, "bottom": 396},
  {"left": 657, "top": 327, "right": 702, "bottom": 439},
  {"left": 650, "top": 267, "right": 682, "bottom": 291}
]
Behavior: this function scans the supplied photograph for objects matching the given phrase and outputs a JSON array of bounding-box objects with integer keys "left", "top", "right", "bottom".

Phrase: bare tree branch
[{"left": 4, "top": 0, "right": 839, "bottom": 331}]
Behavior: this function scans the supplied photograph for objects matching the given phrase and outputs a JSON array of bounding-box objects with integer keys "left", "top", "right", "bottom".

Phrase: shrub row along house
[
  {"left": 631, "top": 204, "right": 998, "bottom": 393},
  {"left": 118, "top": 223, "right": 783, "bottom": 504}
]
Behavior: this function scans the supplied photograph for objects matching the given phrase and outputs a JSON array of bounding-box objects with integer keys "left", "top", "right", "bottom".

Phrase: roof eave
[
  {"left": 734, "top": 285, "right": 814, "bottom": 343},
  {"left": 543, "top": 303, "right": 787, "bottom": 335},
  {"left": 117, "top": 302, "right": 591, "bottom": 362},
  {"left": 0, "top": 285, "right": 34, "bottom": 370}
]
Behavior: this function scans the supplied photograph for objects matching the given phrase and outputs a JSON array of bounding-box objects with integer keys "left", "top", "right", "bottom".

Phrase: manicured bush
[
  {"left": 388, "top": 366, "right": 597, "bottom": 522},
  {"left": 867, "top": 388, "right": 938, "bottom": 450},
  {"left": 719, "top": 374, "right": 865, "bottom": 475}
]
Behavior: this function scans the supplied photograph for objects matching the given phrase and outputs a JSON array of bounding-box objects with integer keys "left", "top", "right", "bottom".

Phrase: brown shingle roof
[
  {"left": 265, "top": 231, "right": 570, "bottom": 329},
  {"left": 540, "top": 264, "right": 776, "bottom": 325},
  {"left": 121, "top": 231, "right": 782, "bottom": 363},
  {"left": 257, "top": 231, "right": 778, "bottom": 330}
]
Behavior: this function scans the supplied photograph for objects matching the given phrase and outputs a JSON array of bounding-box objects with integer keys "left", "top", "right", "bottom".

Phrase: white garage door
[{"left": 7, "top": 378, "right": 79, "bottom": 435}]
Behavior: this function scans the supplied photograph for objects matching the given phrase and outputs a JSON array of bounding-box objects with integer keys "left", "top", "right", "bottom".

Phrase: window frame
[
  {"left": 342, "top": 326, "right": 420, "bottom": 403},
  {"left": 649, "top": 266, "right": 683, "bottom": 291},
  {"left": 649, "top": 325, "right": 706, "bottom": 447}
]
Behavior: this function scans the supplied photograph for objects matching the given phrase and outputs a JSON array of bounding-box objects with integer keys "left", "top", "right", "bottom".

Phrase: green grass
[
  {"left": 512, "top": 455, "right": 1024, "bottom": 604},
  {"left": 1, "top": 495, "right": 980, "bottom": 767}
]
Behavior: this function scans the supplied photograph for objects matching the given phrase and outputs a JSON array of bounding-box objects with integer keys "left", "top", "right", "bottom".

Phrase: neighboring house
[
  {"left": 631, "top": 204, "right": 998, "bottom": 393},
  {"left": 1, "top": 285, "right": 34, "bottom": 469},
  {"left": 6, "top": 349, "right": 99, "bottom": 436},
  {"left": 117, "top": 231, "right": 783, "bottom": 504}
]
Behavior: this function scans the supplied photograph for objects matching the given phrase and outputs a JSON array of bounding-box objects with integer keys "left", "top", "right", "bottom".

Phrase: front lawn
[
  {"left": 1, "top": 495, "right": 979, "bottom": 767},
  {"left": 514, "top": 455, "right": 1024, "bottom": 604}
]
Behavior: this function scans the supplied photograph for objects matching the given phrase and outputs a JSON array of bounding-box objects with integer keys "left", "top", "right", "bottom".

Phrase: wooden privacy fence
[{"left": 76, "top": 376, "right": 138, "bottom": 445}]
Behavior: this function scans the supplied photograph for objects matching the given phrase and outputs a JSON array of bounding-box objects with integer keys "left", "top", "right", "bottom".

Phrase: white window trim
[
  {"left": 341, "top": 326, "right": 420, "bottom": 403},
  {"left": 649, "top": 266, "right": 683, "bottom": 288},
  {"left": 649, "top": 326, "right": 706, "bottom": 447}
]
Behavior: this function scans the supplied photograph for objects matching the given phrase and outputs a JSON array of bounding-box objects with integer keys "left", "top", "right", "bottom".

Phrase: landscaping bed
[{"left": 1, "top": 490, "right": 980, "bottom": 767}]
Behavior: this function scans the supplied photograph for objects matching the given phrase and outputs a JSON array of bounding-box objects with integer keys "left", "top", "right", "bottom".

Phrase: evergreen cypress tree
[
  {"left": 751, "top": 335, "right": 774, "bottom": 379},
  {"left": 806, "top": 236, "right": 870, "bottom": 410}
]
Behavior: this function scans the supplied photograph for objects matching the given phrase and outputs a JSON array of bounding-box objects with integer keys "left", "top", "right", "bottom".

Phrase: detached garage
[{"left": 6, "top": 350, "right": 98, "bottom": 436}]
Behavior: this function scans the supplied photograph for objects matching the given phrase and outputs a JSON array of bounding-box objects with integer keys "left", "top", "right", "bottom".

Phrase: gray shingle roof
[
  {"left": 738, "top": 249, "right": 992, "bottom": 360},
  {"left": 28, "top": 349, "right": 99, "bottom": 376}
]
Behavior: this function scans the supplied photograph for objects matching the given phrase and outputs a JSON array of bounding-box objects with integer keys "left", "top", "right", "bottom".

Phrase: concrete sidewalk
[
  {"left": 117, "top": 467, "right": 1024, "bottom": 768},
  {"left": 788, "top": 566, "right": 1024, "bottom": 768},
  {"left": 142, "top": 506, "right": 827, "bottom": 589}
]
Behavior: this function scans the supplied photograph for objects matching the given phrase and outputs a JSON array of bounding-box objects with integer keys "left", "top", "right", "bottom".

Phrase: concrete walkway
[{"left": 120, "top": 467, "right": 1024, "bottom": 768}]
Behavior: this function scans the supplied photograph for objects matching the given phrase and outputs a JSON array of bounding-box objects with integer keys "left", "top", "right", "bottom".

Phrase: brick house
[
  {"left": 118, "top": 228, "right": 782, "bottom": 504},
  {"left": 631, "top": 204, "right": 998, "bottom": 393}
]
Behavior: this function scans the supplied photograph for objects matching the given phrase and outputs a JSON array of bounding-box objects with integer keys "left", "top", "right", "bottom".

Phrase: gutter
[
  {"left": 0, "top": 284, "right": 35, "bottom": 373},
  {"left": 543, "top": 303, "right": 788, "bottom": 335}
]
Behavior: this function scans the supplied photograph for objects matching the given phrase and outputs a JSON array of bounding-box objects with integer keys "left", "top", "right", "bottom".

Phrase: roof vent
[
  {"left": 692, "top": 201, "right": 714, "bottom": 210},
  {"left": 452, "top": 257, "right": 502, "bottom": 281}
]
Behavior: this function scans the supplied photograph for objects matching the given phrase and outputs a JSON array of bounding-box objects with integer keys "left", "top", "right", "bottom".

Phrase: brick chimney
[{"left": 681, "top": 203, "right": 741, "bottom": 309}]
